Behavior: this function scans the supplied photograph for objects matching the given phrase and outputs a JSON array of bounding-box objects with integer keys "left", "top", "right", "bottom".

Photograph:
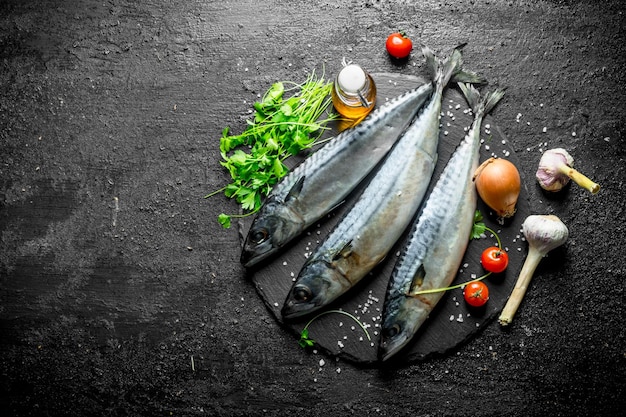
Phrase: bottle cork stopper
[{"left": 337, "top": 64, "right": 366, "bottom": 94}]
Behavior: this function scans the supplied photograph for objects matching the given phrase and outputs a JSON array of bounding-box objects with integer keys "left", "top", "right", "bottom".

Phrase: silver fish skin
[
  {"left": 240, "top": 82, "right": 434, "bottom": 268},
  {"left": 378, "top": 84, "right": 505, "bottom": 361},
  {"left": 281, "top": 47, "right": 483, "bottom": 319}
]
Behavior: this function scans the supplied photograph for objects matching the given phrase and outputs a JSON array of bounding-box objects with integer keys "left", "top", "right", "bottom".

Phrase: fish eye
[
  {"left": 251, "top": 228, "right": 269, "bottom": 244},
  {"left": 293, "top": 285, "right": 312, "bottom": 302},
  {"left": 384, "top": 323, "right": 401, "bottom": 338}
]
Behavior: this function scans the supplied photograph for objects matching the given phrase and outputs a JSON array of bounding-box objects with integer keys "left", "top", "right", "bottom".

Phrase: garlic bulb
[{"left": 536, "top": 148, "right": 600, "bottom": 194}]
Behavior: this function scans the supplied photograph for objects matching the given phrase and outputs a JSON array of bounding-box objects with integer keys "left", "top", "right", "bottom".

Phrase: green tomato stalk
[{"left": 499, "top": 215, "right": 569, "bottom": 326}]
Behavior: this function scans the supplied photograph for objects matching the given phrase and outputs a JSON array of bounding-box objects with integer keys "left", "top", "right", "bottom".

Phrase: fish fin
[
  {"left": 407, "top": 264, "right": 427, "bottom": 295},
  {"left": 482, "top": 88, "right": 506, "bottom": 115},
  {"left": 285, "top": 175, "right": 305, "bottom": 202},
  {"left": 451, "top": 69, "right": 486, "bottom": 85},
  {"left": 333, "top": 240, "right": 353, "bottom": 260},
  {"left": 458, "top": 83, "right": 506, "bottom": 116},
  {"left": 428, "top": 44, "right": 485, "bottom": 89},
  {"left": 422, "top": 46, "right": 437, "bottom": 81}
]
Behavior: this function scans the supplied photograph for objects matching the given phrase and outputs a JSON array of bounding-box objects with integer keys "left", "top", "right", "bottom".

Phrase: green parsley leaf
[
  {"left": 217, "top": 213, "right": 231, "bottom": 228},
  {"left": 471, "top": 209, "right": 487, "bottom": 240},
  {"left": 206, "top": 71, "right": 338, "bottom": 228}
]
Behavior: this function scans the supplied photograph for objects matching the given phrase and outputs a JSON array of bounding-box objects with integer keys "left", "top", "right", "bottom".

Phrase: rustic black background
[{"left": 1, "top": 0, "right": 624, "bottom": 416}]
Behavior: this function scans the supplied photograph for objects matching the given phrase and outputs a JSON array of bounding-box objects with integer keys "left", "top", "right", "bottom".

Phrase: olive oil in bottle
[{"left": 331, "top": 64, "right": 377, "bottom": 120}]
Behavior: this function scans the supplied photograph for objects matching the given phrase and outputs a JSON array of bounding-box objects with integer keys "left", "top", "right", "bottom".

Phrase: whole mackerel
[
  {"left": 240, "top": 75, "right": 435, "bottom": 268},
  {"left": 378, "top": 84, "right": 505, "bottom": 361},
  {"left": 282, "top": 47, "right": 483, "bottom": 319}
]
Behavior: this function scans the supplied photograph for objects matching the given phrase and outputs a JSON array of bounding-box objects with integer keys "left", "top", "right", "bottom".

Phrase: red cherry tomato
[
  {"left": 463, "top": 281, "right": 490, "bottom": 308},
  {"left": 385, "top": 32, "right": 413, "bottom": 59},
  {"left": 481, "top": 246, "right": 509, "bottom": 273}
]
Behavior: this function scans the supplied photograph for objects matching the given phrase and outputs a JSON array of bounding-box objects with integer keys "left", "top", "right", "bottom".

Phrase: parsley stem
[
  {"left": 412, "top": 272, "right": 492, "bottom": 295},
  {"left": 203, "top": 186, "right": 227, "bottom": 199},
  {"left": 302, "top": 309, "right": 371, "bottom": 342},
  {"left": 485, "top": 225, "right": 502, "bottom": 248}
]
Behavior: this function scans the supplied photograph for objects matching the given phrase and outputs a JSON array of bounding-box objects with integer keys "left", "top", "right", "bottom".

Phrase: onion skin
[{"left": 473, "top": 157, "right": 521, "bottom": 219}]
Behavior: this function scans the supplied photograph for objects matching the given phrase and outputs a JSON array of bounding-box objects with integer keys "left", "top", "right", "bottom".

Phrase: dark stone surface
[{"left": 1, "top": 0, "right": 624, "bottom": 415}]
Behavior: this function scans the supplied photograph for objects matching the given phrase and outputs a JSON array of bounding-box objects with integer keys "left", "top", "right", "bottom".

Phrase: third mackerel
[
  {"left": 378, "top": 84, "right": 506, "bottom": 361},
  {"left": 282, "top": 46, "right": 483, "bottom": 319}
]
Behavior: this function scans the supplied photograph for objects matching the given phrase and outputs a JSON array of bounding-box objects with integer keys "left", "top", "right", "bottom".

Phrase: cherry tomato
[
  {"left": 481, "top": 246, "right": 509, "bottom": 273},
  {"left": 463, "top": 281, "right": 490, "bottom": 308},
  {"left": 385, "top": 32, "right": 413, "bottom": 59}
]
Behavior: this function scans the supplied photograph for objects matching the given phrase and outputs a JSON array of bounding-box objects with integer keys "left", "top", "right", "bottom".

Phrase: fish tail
[
  {"left": 423, "top": 44, "right": 485, "bottom": 89},
  {"left": 458, "top": 83, "right": 506, "bottom": 117}
]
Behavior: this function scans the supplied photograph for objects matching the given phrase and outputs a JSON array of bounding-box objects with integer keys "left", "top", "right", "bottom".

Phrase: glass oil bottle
[{"left": 331, "top": 63, "right": 377, "bottom": 121}]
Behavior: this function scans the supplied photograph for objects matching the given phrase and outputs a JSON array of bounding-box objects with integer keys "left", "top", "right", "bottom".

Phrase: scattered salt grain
[
  {"left": 319, "top": 359, "right": 325, "bottom": 367},
  {"left": 542, "top": 126, "right": 547, "bottom": 133},
  {"left": 456, "top": 314, "right": 464, "bottom": 323},
  {"left": 572, "top": 131, "right": 577, "bottom": 137},
  {"left": 450, "top": 315, "right": 455, "bottom": 321}
]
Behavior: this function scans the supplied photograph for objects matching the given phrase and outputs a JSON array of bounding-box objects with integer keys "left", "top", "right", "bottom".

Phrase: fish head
[
  {"left": 240, "top": 198, "right": 304, "bottom": 268},
  {"left": 378, "top": 296, "right": 429, "bottom": 361},
  {"left": 281, "top": 260, "right": 350, "bottom": 320}
]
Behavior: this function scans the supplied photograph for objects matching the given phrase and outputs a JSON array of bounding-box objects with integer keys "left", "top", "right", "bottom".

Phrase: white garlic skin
[{"left": 522, "top": 214, "right": 569, "bottom": 255}]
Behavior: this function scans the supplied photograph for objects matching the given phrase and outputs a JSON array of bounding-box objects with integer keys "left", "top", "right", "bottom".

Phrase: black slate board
[{"left": 239, "top": 73, "right": 530, "bottom": 364}]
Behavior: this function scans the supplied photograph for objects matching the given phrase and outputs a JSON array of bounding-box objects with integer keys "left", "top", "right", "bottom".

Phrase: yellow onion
[{"left": 473, "top": 157, "right": 521, "bottom": 219}]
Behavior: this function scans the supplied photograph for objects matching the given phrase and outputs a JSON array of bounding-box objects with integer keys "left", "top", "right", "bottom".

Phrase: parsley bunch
[{"left": 206, "top": 72, "right": 337, "bottom": 228}]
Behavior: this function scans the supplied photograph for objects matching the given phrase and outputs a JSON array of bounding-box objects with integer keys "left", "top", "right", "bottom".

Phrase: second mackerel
[
  {"left": 282, "top": 46, "right": 483, "bottom": 319},
  {"left": 378, "top": 84, "right": 506, "bottom": 361}
]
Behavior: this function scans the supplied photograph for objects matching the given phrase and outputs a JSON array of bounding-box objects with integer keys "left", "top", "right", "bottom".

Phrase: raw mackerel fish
[
  {"left": 282, "top": 46, "right": 483, "bottom": 319},
  {"left": 240, "top": 72, "right": 434, "bottom": 268},
  {"left": 378, "top": 84, "right": 505, "bottom": 361}
]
